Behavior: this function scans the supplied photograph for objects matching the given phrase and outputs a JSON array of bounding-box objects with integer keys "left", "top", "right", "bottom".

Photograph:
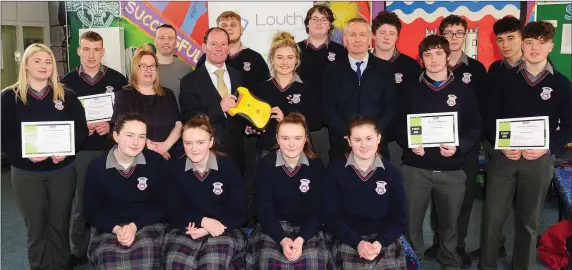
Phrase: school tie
[
  {"left": 356, "top": 61, "right": 364, "bottom": 83},
  {"left": 214, "top": 69, "right": 228, "bottom": 98}
]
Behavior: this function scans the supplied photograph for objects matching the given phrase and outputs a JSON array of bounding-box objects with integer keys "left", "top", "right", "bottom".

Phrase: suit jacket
[{"left": 179, "top": 64, "right": 246, "bottom": 171}]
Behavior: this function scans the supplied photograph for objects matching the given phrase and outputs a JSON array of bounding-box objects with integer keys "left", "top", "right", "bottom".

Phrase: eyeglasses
[
  {"left": 442, "top": 32, "right": 466, "bottom": 38},
  {"left": 310, "top": 17, "right": 329, "bottom": 25},
  {"left": 138, "top": 65, "right": 157, "bottom": 71}
]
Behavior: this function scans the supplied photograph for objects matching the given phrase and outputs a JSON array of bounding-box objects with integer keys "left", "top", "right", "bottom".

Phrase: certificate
[
  {"left": 78, "top": 93, "right": 115, "bottom": 123},
  {"left": 407, "top": 112, "right": 459, "bottom": 148},
  {"left": 21, "top": 121, "right": 75, "bottom": 158},
  {"left": 494, "top": 116, "right": 549, "bottom": 150}
]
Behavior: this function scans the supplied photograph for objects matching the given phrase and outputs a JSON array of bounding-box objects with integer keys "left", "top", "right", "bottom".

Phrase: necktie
[
  {"left": 356, "top": 61, "right": 364, "bottom": 83},
  {"left": 214, "top": 69, "right": 228, "bottom": 98}
]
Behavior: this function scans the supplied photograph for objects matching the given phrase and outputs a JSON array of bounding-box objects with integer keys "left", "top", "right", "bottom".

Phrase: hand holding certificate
[
  {"left": 22, "top": 121, "right": 75, "bottom": 158},
  {"left": 407, "top": 112, "right": 459, "bottom": 148},
  {"left": 78, "top": 93, "right": 115, "bottom": 123},
  {"left": 494, "top": 116, "right": 549, "bottom": 150}
]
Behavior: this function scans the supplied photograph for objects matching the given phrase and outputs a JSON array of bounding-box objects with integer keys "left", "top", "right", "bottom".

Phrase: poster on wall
[
  {"left": 388, "top": 1, "right": 520, "bottom": 69},
  {"left": 536, "top": 3, "right": 572, "bottom": 80}
]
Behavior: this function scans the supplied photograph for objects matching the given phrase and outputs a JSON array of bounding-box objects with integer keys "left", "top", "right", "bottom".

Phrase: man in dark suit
[
  {"left": 179, "top": 27, "right": 246, "bottom": 174},
  {"left": 323, "top": 17, "right": 397, "bottom": 161}
]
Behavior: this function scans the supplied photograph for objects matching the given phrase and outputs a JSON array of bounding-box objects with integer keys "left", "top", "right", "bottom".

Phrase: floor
[{"left": 1, "top": 167, "right": 556, "bottom": 269}]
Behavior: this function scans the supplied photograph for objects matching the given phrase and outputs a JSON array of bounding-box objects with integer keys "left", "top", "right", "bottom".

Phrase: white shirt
[
  {"left": 348, "top": 53, "right": 369, "bottom": 76},
  {"left": 204, "top": 60, "right": 232, "bottom": 96}
]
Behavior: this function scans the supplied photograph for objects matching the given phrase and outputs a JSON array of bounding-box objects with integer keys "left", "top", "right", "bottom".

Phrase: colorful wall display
[
  {"left": 536, "top": 3, "right": 572, "bottom": 80},
  {"left": 387, "top": 1, "right": 520, "bottom": 69}
]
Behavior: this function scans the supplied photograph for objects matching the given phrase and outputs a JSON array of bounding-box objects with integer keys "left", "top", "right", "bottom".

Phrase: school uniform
[
  {"left": 428, "top": 53, "right": 488, "bottom": 253},
  {"left": 323, "top": 53, "right": 397, "bottom": 160},
  {"left": 163, "top": 152, "right": 248, "bottom": 269},
  {"left": 1, "top": 85, "right": 88, "bottom": 270},
  {"left": 111, "top": 86, "right": 182, "bottom": 158},
  {"left": 248, "top": 150, "right": 330, "bottom": 269},
  {"left": 479, "top": 62, "right": 572, "bottom": 270},
  {"left": 61, "top": 64, "right": 128, "bottom": 258},
  {"left": 375, "top": 49, "right": 423, "bottom": 172},
  {"left": 395, "top": 71, "right": 482, "bottom": 268},
  {"left": 298, "top": 39, "right": 347, "bottom": 166},
  {"left": 324, "top": 152, "right": 407, "bottom": 269},
  {"left": 83, "top": 148, "right": 167, "bottom": 270},
  {"left": 252, "top": 75, "right": 321, "bottom": 151}
]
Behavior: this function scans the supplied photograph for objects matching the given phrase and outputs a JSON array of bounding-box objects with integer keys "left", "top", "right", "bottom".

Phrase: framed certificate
[
  {"left": 21, "top": 121, "right": 75, "bottom": 158},
  {"left": 494, "top": 116, "right": 549, "bottom": 150},
  {"left": 407, "top": 112, "right": 459, "bottom": 148},
  {"left": 78, "top": 93, "right": 115, "bottom": 123}
]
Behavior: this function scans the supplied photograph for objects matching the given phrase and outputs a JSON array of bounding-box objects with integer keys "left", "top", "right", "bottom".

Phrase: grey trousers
[
  {"left": 70, "top": 150, "right": 104, "bottom": 257},
  {"left": 403, "top": 165, "right": 465, "bottom": 269},
  {"left": 430, "top": 143, "right": 480, "bottom": 250},
  {"left": 479, "top": 151, "right": 553, "bottom": 270},
  {"left": 482, "top": 140, "right": 507, "bottom": 248},
  {"left": 11, "top": 164, "right": 77, "bottom": 270},
  {"left": 310, "top": 127, "right": 330, "bottom": 167}
]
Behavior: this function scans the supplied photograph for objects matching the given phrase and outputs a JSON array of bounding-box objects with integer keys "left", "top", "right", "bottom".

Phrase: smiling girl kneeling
[
  {"left": 248, "top": 112, "right": 330, "bottom": 270},
  {"left": 324, "top": 116, "right": 407, "bottom": 269},
  {"left": 163, "top": 115, "right": 248, "bottom": 269}
]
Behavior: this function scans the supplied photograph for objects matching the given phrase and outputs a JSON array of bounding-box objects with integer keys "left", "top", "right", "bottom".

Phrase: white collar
[
  {"left": 348, "top": 53, "right": 369, "bottom": 67},
  {"left": 204, "top": 60, "right": 227, "bottom": 75}
]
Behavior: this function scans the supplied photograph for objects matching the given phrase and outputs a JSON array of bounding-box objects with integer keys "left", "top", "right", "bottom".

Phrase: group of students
[{"left": 1, "top": 3, "right": 571, "bottom": 270}]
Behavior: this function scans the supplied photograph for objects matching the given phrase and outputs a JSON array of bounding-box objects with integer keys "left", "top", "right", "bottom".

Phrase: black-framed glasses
[
  {"left": 442, "top": 32, "right": 466, "bottom": 38},
  {"left": 310, "top": 17, "right": 329, "bottom": 25},
  {"left": 138, "top": 65, "right": 157, "bottom": 71}
]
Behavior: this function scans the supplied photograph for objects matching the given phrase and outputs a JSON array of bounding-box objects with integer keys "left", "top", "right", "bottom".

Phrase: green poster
[{"left": 536, "top": 3, "right": 572, "bottom": 80}]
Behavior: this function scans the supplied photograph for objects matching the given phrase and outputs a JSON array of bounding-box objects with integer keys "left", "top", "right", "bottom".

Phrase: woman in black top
[
  {"left": 112, "top": 47, "right": 182, "bottom": 160},
  {"left": 1, "top": 43, "right": 88, "bottom": 269},
  {"left": 248, "top": 32, "right": 320, "bottom": 157}
]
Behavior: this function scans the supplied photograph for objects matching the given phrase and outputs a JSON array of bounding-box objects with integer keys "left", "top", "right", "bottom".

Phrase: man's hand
[
  {"left": 220, "top": 95, "right": 237, "bottom": 113},
  {"left": 502, "top": 149, "right": 522, "bottom": 161},
  {"left": 439, "top": 144, "right": 456, "bottom": 157},
  {"left": 522, "top": 149, "right": 548, "bottom": 161},
  {"left": 412, "top": 146, "right": 425, "bottom": 156},
  {"left": 94, "top": 122, "right": 111, "bottom": 136},
  {"left": 29, "top": 157, "right": 48, "bottom": 163},
  {"left": 51, "top": 155, "right": 65, "bottom": 164}
]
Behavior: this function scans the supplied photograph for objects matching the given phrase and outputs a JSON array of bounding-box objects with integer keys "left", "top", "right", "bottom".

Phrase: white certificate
[
  {"left": 494, "top": 116, "right": 550, "bottom": 150},
  {"left": 21, "top": 121, "right": 75, "bottom": 158},
  {"left": 407, "top": 112, "right": 459, "bottom": 148},
  {"left": 78, "top": 93, "right": 115, "bottom": 123}
]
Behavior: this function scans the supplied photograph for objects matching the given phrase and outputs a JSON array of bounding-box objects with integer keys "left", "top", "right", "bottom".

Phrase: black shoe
[
  {"left": 457, "top": 248, "right": 472, "bottom": 269},
  {"left": 424, "top": 244, "right": 440, "bottom": 259},
  {"left": 468, "top": 246, "right": 507, "bottom": 260},
  {"left": 69, "top": 255, "right": 88, "bottom": 269}
]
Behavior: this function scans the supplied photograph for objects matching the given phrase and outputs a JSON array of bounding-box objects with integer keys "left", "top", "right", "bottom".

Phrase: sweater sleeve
[
  {"left": 219, "top": 160, "right": 247, "bottom": 230},
  {"left": 324, "top": 164, "right": 363, "bottom": 249},
  {"left": 377, "top": 67, "right": 398, "bottom": 134},
  {"left": 394, "top": 85, "right": 411, "bottom": 149},
  {"left": 1, "top": 90, "right": 20, "bottom": 158},
  {"left": 551, "top": 79, "right": 572, "bottom": 153},
  {"left": 298, "top": 160, "right": 324, "bottom": 242},
  {"left": 323, "top": 66, "right": 349, "bottom": 139},
  {"left": 483, "top": 67, "right": 501, "bottom": 144},
  {"left": 133, "top": 156, "right": 166, "bottom": 230},
  {"left": 255, "top": 160, "right": 287, "bottom": 243},
  {"left": 375, "top": 168, "right": 406, "bottom": 246},
  {"left": 67, "top": 92, "right": 89, "bottom": 152},
  {"left": 83, "top": 160, "right": 117, "bottom": 233},
  {"left": 166, "top": 168, "right": 204, "bottom": 229},
  {"left": 458, "top": 89, "right": 482, "bottom": 154}
]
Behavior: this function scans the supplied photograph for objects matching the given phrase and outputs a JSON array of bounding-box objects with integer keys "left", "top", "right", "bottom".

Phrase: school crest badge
[
  {"left": 327, "top": 52, "right": 336, "bottom": 62},
  {"left": 243, "top": 62, "right": 251, "bottom": 72},
  {"left": 299, "top": 179, "right": 310, "bottom": 193},
  {"left": 447, "top": 94, "right": 457, "bottom": 107},
  {"left": 54, "top": 100, "right": 64, "bottom": 110},
  {"left": 462, "top": 72, "right": 472, "bottom": 84},
  {"left": 213, "top": 182, "right": 224, "bottom": 195},
  {"left": 105, "top": 86, "right": 114, "bottom": 93},
  {"left": 137, "top": 177, "right": 148, "bottom": 191},
  {"left": 375, "top": 181, "right": 387, "bottom": 195},
  {"left": 394, "top": 73, "right": 403, "bottom": 84},
  {"left": 287, "top": 94, "right": 302, "bottom": 104},
  {"left": 540, "top": 87, "right": 553, "bottom": 100}
]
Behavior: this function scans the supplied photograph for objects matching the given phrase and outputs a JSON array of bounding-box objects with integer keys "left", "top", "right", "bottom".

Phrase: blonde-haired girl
[{"left": 1, "top": 43, "right": 89, "bottom": 269}]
